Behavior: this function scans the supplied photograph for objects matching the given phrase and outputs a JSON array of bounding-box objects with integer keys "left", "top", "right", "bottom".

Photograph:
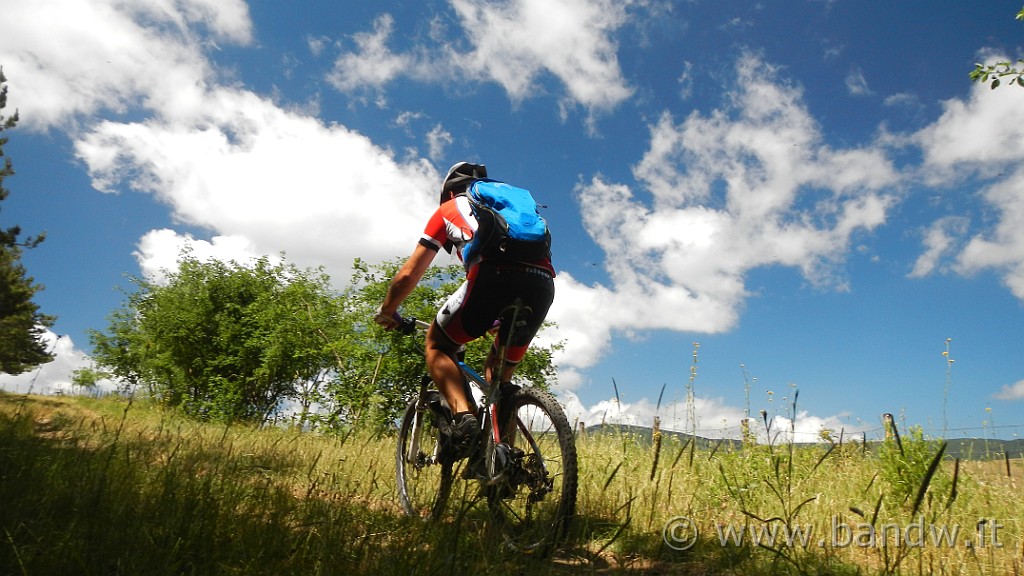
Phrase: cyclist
[{"left": 374, "top": 161, "right": 555, "bottom": 456}]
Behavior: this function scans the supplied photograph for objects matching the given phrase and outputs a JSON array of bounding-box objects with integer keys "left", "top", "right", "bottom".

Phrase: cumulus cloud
[
  {"left": 425, "top": 124, "right": 454, "bottom": 161},
  {"left": 762, "top": 410, "right": 858, "bottom": 444},
  {"left": 547, "top": 55, "right": 900, "bottom": 372},
  {"left": 133, "top": 229, "right": 266, "bottom": 284},
  {"left": 1, "top": 0, "right": 444, "bottom": 367},
  {"left": 73, "top": 86, "right": 439, "bottom": 280},
  {"left": 327, "top": 14, "right": 417, "bottom": 93},
  {"left": 883, "top": 92, "right": 922, "bottom": 110},
  {"left": 0, "top": 331, "right": 118, "bottom": 396},
  {"left": 5, "top": 0, "right": 441, "bottom": 282},
  {"left": 845, "top": 67, "right": 872, "bottom": 96},
  {"left": 558, "top": 390, "right": 857, "bottom": 441},
  {"left": 994, "top": 380, "right": 1024, "bottom": 401},
  {"left": 955, "top": 173, "right": 1024, "bottom": 298},
  {"left": 0, "top": 0, "right": 251, "bottom": 129},
  {"left": 915, "top": 66, "right": 1024, "bottom": 299},
  {"left": 909, "top": 216, "right": 969, "bottom": 278},
  {"left": 327, "top": 0, "right": 635, "bottom": 115},
  {"left": 917, "top": 81, "right": 1024, "bottom": 175},
  {"left": 448, "top": 0, "right": 634, "bottom": 112}
]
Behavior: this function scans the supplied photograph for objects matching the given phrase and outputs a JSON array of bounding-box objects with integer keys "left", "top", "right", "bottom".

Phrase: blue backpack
[{"left": 461, "top": 180, "right": 551, "bottom": 264}]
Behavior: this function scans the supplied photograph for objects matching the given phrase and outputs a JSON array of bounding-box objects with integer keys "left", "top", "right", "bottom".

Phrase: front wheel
[
  {"left": 396, "top": 393, "right": 454, "bottom": 520},
  {"left": 487, "top": 387, "right": 578, "bottom": 553}
]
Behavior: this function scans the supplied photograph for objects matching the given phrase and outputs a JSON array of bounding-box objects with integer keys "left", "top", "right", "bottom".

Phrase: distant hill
[
  {"left": 943, "top": 437, "right": 1024, "bottom": 460},
  {"left": 581, "top": 423, "right": 1024, "bottom": 461}
]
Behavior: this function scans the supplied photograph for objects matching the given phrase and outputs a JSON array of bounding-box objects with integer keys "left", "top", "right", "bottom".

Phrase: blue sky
[{"left": 2, "top": 0, "right": 1024, "bottom": 441}]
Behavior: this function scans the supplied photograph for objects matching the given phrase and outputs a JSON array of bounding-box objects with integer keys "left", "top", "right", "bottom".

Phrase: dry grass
[{"left": 1, "top": 392, "right": 1019, "bottom": 575}]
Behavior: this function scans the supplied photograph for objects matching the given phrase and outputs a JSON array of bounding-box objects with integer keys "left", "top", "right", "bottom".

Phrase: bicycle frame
[
  {"left": 403, "top": 301, "right": 546, "bottom": 483},
  {"left": 395, "top": 303, "right": 578, "bottom": 551}
]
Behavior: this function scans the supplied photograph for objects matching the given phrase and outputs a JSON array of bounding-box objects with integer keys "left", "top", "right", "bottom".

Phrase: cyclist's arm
[{"left": 376, "top": 242, "right": 437, "bottom": 325}]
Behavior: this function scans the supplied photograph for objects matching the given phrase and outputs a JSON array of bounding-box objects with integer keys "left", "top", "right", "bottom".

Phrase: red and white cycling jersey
[
  {"left": 419, "top": 196, "right": 555, "bottom": 361},
  {"left": 419, "top": 196, "right": 477, "bottom": 257},
  {"left": 419, "top": 196, "right": 554, "bottom": 275}
]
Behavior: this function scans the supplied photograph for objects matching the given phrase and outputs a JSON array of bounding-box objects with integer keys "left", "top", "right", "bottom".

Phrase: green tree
[
  {"left": 0, "top": 66, "right": 54, "bottom": 375},
  {"left": 90, "top": 253, "right": 346, "bottom": 424},
  {"left": 71, "top": 366, "right": 106, "bottom": 389},
  {"left": 970, "top": 7, "right": 1024, "bottom": 89},
  {"left": 90, "top": 253, "right": 561, "bottom": 430}
]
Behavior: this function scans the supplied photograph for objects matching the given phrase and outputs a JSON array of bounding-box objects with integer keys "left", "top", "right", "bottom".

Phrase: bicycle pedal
[{"left": 489, "top": 442, "right": 512, "bottom": 473}]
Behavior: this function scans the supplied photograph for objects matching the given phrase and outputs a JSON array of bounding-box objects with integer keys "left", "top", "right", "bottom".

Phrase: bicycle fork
[{"left": 407, "top": 375, "right": 435, "bottom": 465}]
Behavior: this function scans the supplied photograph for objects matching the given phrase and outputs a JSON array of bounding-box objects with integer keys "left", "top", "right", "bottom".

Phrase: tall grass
[{"left": 1, "top": 392, "right": 1019, "bottom": 575}]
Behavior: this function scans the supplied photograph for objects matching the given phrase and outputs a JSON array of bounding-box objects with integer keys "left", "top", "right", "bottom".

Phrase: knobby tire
[
  {"left": 396, "top": 396, "right": 454, "bottom": 520},
  {"left": 487, "top": 386, "right": 578, "bottom": 554}
]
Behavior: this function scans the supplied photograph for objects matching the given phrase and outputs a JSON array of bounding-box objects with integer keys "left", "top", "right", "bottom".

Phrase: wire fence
[{"left": 5, "top": 371, "right": 1024, "bottom": 455}]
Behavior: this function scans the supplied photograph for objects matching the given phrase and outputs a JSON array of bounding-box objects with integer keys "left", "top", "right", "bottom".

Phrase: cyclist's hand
[{"left": 374, "top": 310, "right": 402, "bottom": 331}]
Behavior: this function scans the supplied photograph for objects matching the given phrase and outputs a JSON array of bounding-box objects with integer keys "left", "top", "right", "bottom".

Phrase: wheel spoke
[
  {"left": 488, "top": 388, "right": 578, "bottom": 553},
  {"left": 396, "top": 395, "right": 454, "bottom": 520}
]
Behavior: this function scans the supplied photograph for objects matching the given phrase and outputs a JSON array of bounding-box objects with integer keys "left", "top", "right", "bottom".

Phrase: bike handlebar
[
  {"left": 391, "top": 314, "right": 496, "bottom": 336},
  {"left": 394, "top": 315, "right": 430, "bottom": 335}
]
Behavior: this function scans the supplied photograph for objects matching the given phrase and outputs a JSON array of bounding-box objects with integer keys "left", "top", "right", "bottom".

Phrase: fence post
[{"left": 882, "top": 413, "right": 904, "bottom": 455}]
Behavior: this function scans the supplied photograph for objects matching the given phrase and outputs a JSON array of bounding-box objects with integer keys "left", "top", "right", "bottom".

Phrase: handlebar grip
[{"left": 397, "top": 316, "right": 418, "bottom": 335}]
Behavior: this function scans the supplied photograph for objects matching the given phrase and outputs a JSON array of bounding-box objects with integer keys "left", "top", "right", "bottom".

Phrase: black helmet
[{"left": 440, "top": 161, "right": 487, "bottom": 204}]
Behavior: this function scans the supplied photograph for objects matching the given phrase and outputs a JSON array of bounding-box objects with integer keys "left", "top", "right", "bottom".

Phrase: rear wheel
[
  {"left": 396, "top": 393, "right": 454, "bottom": 520},
  {"left": 487, "top": 387, "right": 578, "bottom": 553}
]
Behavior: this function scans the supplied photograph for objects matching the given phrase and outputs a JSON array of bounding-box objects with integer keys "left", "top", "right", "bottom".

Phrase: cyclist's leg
[
  {"left": 425, "top": 323, "right": 474, "bottom": 414},
  {"left": 431, "top": 274, "right": 488, "bottom": 415}
]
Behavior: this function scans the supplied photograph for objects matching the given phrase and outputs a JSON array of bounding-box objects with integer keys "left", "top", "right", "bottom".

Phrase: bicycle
[{"left": 393, "top": 300, "right": 578, "bottom": 553}]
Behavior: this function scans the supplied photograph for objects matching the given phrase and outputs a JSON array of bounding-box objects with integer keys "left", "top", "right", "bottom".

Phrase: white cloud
[
  {"left": 883, "top": 92, "right": 922, "bottom": 109},
  {"left": 327, "top": 14, "right": 416, "bottom": 93},
  {"left": 326, "top": 0, "right": 635, "bottom": 115},
  {"left": 307, "top": 35, "right": 331, "bottom": 57},
  {"left": 762, "top": 410, "right": 858, "bottom": 444},
  {"left": 134, "top": 229, "right": 267, "bottom": 284},
  {"left": 845, "top": 67, "right": 872, "bottom": 96},
  {"left": 909, "top": 216, "right": 969, "bottom": 278},
  {"left": 678, "top": 60, "right": 695, "bottom": 101},
  {"left": 994, "top": 380, "right": 1024, "bottom": 401},
  {"left": 449, "top": 0, "right": 634, "bottom": 113},
  {"left": 74, "top": 86, "right": 440, "bottom": 281},
  {"left": 546, "top": 273, "right": 624, "bottom": 372},
  {"left": 917, "top": 85, "right": 1024, "bottom": 176},
  {"left": 0, "top": 331, "right": 118, "bottom": 396},
  {"left": 425, "top": 124, "right": 454, "bottom": 161},
  {"left": 557, "top": 390, "right": 857, "bottom": 441},
  {"left": 955, "top": 172, "right": 1024, "bottom": 298},
  {"left": 0, "top": 0, "right": 251, "bottom": 130},
  {"left": 548, "top": 54, "right": 899, "bottom": 371},
  {"left": 914, "top": 65, "right": 1024, "bottom": 299}
]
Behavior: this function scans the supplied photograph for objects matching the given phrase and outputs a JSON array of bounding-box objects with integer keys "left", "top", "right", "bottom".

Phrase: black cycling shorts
[{"left": 435, "top": 260, "right": 555, "bottom": 363}]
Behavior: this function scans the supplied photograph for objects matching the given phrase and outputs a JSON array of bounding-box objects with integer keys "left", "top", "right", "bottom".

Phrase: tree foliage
[
  {"left": 0, "top": 66, "right": 55, "bottom": 375},
  {"left": 90, "top": 254, "right": 562, "bottom": 430},
  {"left": 91, "top": 253, "right": 347, "bottom": 424},
  {"left": 969, "top": 7, "right": 1024, "bottom": 89}
]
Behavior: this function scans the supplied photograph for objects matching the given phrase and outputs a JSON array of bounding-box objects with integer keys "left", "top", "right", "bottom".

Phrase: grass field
[{"left": 1, "top": 391, "right": 1020, "bottom": 575}]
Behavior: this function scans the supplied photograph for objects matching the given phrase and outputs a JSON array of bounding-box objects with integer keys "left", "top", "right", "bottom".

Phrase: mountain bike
[{"left": 393, "top": 300, "right": 578, "bottom": 553}]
